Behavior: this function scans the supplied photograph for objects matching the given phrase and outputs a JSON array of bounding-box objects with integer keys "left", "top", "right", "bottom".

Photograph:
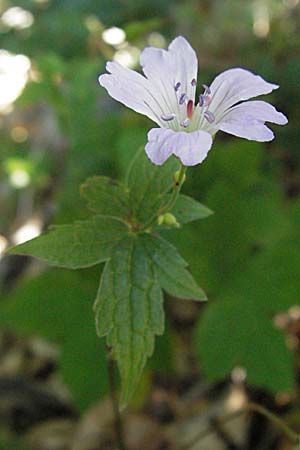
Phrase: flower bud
[
  {"left": 157, "top": 213, "right": 180, "bottom": 227},
  {"left": 173, "top": 170, "right": 186, "bottom": 186}
]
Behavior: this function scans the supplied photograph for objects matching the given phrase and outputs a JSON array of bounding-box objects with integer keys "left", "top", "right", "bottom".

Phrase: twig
[
  {"left": 181, "top": 402, "right": 300, "bottom": 450},
  {"left": 179, "top": 409, "right": 242, "bottom": 450},
  {"left": 209, "top": 416, "right": 241, "bottom": 450},
  {"left": 106, "top": 346, "right": 127, "bottom": 450},
  {"left": 293, "top": 343, "right": 300, "bottom": 406},
  {"left": 248, "top": 402, "right": 300, "bottom": 444}
]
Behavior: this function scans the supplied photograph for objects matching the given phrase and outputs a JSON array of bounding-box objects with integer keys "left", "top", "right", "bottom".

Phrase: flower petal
[
  {"left": 223, "top": 100, "right": 288, "bottom": 125},
  {"left": 145, "top": 128, "right": 212, "bottom": 166},
  {"left": 217, "top": 101, "right": 288, "bottom": 142},
  {"left": 145, "top": 128, "right": 174, "bottom": 165},
  {"left": 140, "top": 36, "right": 198, "bottom": 121},
  {"left": 172, "top": 130, "right": 213, "bottom": 166},
  {"left": 168, "top": 36, "right": 198, "bottom": 98},
  {"left": 208, "top": 68, "right": 279, "bottom": 119},
  {"left": 99, "top": 61, "right": 163, "bottom": 126}
]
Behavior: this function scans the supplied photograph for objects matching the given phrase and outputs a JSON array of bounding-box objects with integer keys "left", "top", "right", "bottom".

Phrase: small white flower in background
[{"left": 98, "top": 36, "right": 287, "bottom": 166}]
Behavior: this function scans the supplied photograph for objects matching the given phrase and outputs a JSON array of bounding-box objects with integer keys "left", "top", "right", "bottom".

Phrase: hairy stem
[
  {"left": 106, "top": 346, "right": 127, "bottom": 450},
  {"left": 160, "top": 163, "right": 187, "bottom": 213},
  {"left": 140, "top": 163, "right": 187, "bottom": 232}
]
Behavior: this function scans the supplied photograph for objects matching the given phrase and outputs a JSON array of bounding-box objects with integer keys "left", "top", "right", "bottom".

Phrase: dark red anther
[{"left": 187, "top": 100, "right": 194, "bottom": 119}]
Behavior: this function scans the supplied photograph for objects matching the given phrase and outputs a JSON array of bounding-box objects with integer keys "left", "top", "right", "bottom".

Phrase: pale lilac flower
[{"left": 99, "top": 36, "right": 287, "bottom": 166}]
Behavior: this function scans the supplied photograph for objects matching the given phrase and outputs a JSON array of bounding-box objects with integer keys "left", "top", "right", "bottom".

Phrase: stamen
[
  {"left": 199, "top": 94, "right": 205, "bottom": 107},
  {"left": 202, "top": 84, "right": 211, "bottom": 95},
  {"left": 187, "top": 99, "right": 194, "bottom": 118},
  {"left": 199, "top": 93, "right": 211, "bottom": 107},
  {"left": 191, "top": 78, "right": 197, "bottom": 87},
  {"left": 161, "top": 113, "right": 176, "bottom": 121},
  {"left": 175, "top": 82, "right": 181, "bottom": 92},
  {"left": 180, "top": 118, "right": 190, "bottom": 128},
  {"left": 203, "top": 95, "right": 211, "bottom": 106},
  {"left": 204, "top": 111, "right": 215, "bottom": 123},
  {"left": 179, "top": 93, "right": 187, "bottom": 105}
]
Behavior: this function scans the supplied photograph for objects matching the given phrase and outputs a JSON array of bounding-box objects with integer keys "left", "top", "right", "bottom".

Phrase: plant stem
[
  {"left": 106, "top": 346, "right": 127, "bottom": 450},
  {"left": 292, "top": 343, "right": 300, "bottom": 406},
  {"left": 160, "top": 163, "right": 187, "bottom": 213},
  {"left": 248, "top": 402, "right": 300, "bottom": 444},
  {"left": 182, "top": 402, "right": 300, "bottom": 450},
  {"left": 140, "top": 163, "right": 187, "bottom": 232}
]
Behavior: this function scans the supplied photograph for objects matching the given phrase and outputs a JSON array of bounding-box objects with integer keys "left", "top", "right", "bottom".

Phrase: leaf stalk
[{"left": 106, "top": 346, "right": 127, "bottom": 450}]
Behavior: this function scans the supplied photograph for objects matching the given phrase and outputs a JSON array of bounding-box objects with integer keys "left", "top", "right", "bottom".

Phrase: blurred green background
[{"left": 0, "top": 0, "right": 299, "bottom": 446}]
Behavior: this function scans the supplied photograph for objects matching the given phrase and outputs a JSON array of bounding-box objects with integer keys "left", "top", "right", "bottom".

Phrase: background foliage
[{"left": 0, "top": 0, "right": 299, "bottom": 448}]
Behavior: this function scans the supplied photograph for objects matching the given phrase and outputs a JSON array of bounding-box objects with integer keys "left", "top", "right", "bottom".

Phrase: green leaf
[
  {"left": 168, "top": 194, "right": 213, "bottom": 224},
  {"left": 80, "top": 176, "right": 130, "bottom": 221},
  {"left": 6, "top": 150, "right": 208, "bottom": 407},
  {"left": 196, "top": 238, "right": 300, "bottom": 393},
  {"left": 141, "top": 234, "right": 207, "bottom": 301},
  {"left": 94, "top": 236, "right": 164, "bottom": 407},
  {"left": 8, "top": 216, "right": 128, "bottom": 269},
  {"left": 196, "top": 297, "right": 292, "bottom": 392},
  {"left": 126, "top": 148, "right": 179, "bottom": 222}
]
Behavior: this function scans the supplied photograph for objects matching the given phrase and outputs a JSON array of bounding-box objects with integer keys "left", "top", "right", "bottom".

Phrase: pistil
[{"left": 187, "top": 99, "right": 194, "bottom": 119}]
